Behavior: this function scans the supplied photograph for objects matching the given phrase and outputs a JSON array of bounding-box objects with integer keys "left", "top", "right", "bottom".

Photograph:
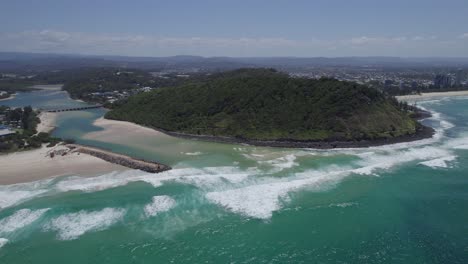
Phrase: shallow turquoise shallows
[{"left": 1, "top": 91, "right": 467, "bottom": 263}]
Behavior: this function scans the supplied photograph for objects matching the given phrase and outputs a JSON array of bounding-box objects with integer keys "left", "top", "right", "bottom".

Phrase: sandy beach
[
  {"left": 396, "top": 90, "right": 468, "bottom": 101},
  {"left": 0, "top": 112, "right": 128, "bottom": 185},
  {"left": 0, "top": 144, "right": 127, "bottom": 185},
  {"left": 36, "top": 112, "right": 57, "bottom": 133},
  {"left": 85, "top": 117, "right": 167, "bottom": 141},
  {"left": 0, "top": 93, "right": 16, "bottom": 101},
  {"left": 30, "top": 84, "right": 63, "bottom": 91}
]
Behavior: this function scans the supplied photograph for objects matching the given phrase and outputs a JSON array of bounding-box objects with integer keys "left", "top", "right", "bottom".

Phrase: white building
[{"left": 0, "top": 126, "right": 15, "bottom": 137}]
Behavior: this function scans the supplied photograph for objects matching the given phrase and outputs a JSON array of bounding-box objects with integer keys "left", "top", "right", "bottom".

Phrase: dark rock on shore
[
  {"left": 67, "top": 144, "right": 171, "bottom": 173},
  {"left": 157, "top": 123, "right": 435, "bottom": 149}
]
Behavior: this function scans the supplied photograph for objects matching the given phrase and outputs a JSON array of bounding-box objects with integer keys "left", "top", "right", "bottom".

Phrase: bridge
[{"left": 40, "top": 105, "right": 103, "bottom": 113}]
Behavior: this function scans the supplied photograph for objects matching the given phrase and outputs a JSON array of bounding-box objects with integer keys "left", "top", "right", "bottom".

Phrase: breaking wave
[
  {"left": 181, "top": 151, "right": 203, "bottom": 156},
  {"left": 204, "top": 109, "right": 462, "bottom": 219},
  {"left": 44, "top": 207, "right": 126, "bottom": 240},
  {"left": 0, "top": 208, "right": 49, "bottom": 234},
  {"left": 0, "top": 180, "right": 52, "bottom": 210},
  {"left": 419, "top": 156, "right": 457, "bottom": 168},
  {"left": 0, "top": 238, "right": 7, "bottom": 249},
  {"left": 144, "top": 196, "right": 176, "bottom": 217},
  {"left": 0, "top": 102, "right": 464, "bottom": 221}
]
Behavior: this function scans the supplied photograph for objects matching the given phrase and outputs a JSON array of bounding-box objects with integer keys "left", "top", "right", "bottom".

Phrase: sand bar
[
  {"left": 36, "top": 112, "right": 57, "bottom": 134},
  {"left": 85, "top": 117, "right": 168, "bottom": 141},
  {"left": 30, "top": 84, "right": 63, "bottom": 91}
]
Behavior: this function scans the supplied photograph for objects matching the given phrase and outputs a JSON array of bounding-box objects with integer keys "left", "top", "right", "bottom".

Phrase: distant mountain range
[{"left": 1, "top": 52, "right": 468, "bottom": 72}]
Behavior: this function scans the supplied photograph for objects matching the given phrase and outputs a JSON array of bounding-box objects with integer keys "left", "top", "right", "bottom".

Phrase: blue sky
[{"left": 1, "top": 0, "right": 468, "bottom": 57}]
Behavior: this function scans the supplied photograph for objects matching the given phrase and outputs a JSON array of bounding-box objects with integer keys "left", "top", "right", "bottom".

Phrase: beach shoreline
[
  {"left": 396, "top": 90, "right": 468, "bottom": 101},
  {"left": 1, "top": 112, "right": 126, "bottom": 185},
  {"left": 99, "top": 114, "right": 434, "bottom": 149},
  {"left": 0, "top": 109, "right": 174, "bottom": 185},
  {"left": 143, "top": 123, "right": 435, "bottom": 149},
  {"left": 36, "top": 112, "right": 57, "bottom": 134},
  {"left": 29, "top": 84, "right": 63, "bottom": 91},
  {"left": 0, "top": 93, "right": 16, "bottom": 101},
  {"left": 0, "top": 144, "right": 128, "bottom": 185}
]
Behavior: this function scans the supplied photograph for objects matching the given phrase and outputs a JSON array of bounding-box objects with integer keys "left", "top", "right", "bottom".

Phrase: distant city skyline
[{"left": 1, "top": 0, "right": 468, "bottom": 57}]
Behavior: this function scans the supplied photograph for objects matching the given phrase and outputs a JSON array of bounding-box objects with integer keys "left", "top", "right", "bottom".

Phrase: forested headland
[{"left": 106, "top": 68, "right": 432, "bottom": 147}]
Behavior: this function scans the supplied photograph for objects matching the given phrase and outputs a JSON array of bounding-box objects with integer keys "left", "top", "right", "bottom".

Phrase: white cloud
[
  {"left": 459, "top": 33, "right": 468, "bottom": 39},
  {"left": 0, "top": 30, "right": 305, "bottom": 56},
  {"left": 412, "top": 35, "right": 437, "bottom": 41},
  {"left": 348, "top": 36, "right": 408, "bottom": 46},
  {"left": 0, "top": 30, "right": 465, "bottom": 57}
]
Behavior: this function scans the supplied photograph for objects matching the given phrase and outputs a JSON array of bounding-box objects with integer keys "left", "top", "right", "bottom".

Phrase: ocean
[{"left": 0, "top": 91, "right": 467, "bottom": 263}]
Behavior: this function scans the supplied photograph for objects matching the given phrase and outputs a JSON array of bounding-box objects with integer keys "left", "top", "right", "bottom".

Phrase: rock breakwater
[{"left": 67, "top": 144, "right": 171, "bottom": 173}]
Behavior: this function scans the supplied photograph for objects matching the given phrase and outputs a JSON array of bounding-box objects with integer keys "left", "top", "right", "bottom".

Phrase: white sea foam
[
  {"left": 356, "top": 147, "right": 452, "bottom": 174},
  {"left": 0, "top": 103, "right": 459, "bottom": 222},
  {"left": 144, "top": 196, "right": 176, "bottom": 217},
  {"left": 181, "top": 151, "right": 203, "bottom": 156},
  {"left": 55, "top": 166, "right": 257, "bottom": 194},
  {"left": 251, "top": 154, "right": 265, "bottom": 157},
  {"left": 446, "top": 136, "right": 468, "bottom": 150},
  {"left": 0, "top": 180, "right": 52, "bottom": 210},
  {"left": 55, "top": 170, "right": 150, "bottom": 192},
  {"left": 310, "top": 109, "right": 452, "bottom": 154},
  {"left": 206, "top": 182, "right": 294, "bottom": 219},
  {"left": 261, "top": 154, "right": 298, "bottom": 170},
  {"left": 206, "top": 168, "right": 347, "bottom": 219},
  {"left": 172, "top": 166, "right": 257, "bottom": 189},
  {"left": 0, "top": 238, "right": 8, "bottom": 249},
  {"left": 45, "top": 207, "right": 126, "bottom": 240},
  {"left": 206, "top": 142, "right": 458, "bottom": 219},
  {"left": 419, "top": 156, "right": 457, "bottom": 168},
  {"left": 328, "top": 202, "right": 357, "bottom": 208},
  {"left": 0, "top": 208, "right": 49, "bottom": 234},
  {"left": 0, "top": 190, "right": 48, "bottom": 210}
]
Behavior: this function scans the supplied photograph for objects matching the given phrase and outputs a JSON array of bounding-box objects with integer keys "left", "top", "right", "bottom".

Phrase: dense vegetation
[
  {"left": 61, "top": 68, "right": 202, "bottom": 101},
  {"left": 62, "top": 69, "right": 152, "bottom": 98},
  {"left": 106, "top": 69, "right": 419, "bottom": 142},
  {"left": 0, "top": 79, "right": 38, "bottom": 93},
  {"left": 0, "top": 106, "right": 60, "bottom": 152}
]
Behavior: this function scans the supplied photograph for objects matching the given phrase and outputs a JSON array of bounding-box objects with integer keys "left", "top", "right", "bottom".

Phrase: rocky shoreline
[
  {"left": 158, "top": 125, "right": 435, "bottom": 149},
  {"left": 67, "top": 144, "right": 171, "bottom": 173}
]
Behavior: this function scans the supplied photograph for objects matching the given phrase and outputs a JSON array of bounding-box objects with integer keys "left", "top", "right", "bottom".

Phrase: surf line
[{"left": 67, "top": 144, "right": 171, "bottom": 173}]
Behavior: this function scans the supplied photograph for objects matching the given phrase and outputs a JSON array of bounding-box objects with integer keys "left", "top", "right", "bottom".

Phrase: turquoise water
[{"left": 1, "top": 91, "right": 468, "bottom": 263}]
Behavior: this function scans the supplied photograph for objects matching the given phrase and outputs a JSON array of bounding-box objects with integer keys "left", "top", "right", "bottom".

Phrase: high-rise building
[
  {"left": 384, "top": 80, "right": 394, "bottom": 88},
  {"left": 434, "top": 74, "right": 451, "bottom": 88},
  {"left": 455, "top": 69, "right": 464, "bottom": 86}
]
